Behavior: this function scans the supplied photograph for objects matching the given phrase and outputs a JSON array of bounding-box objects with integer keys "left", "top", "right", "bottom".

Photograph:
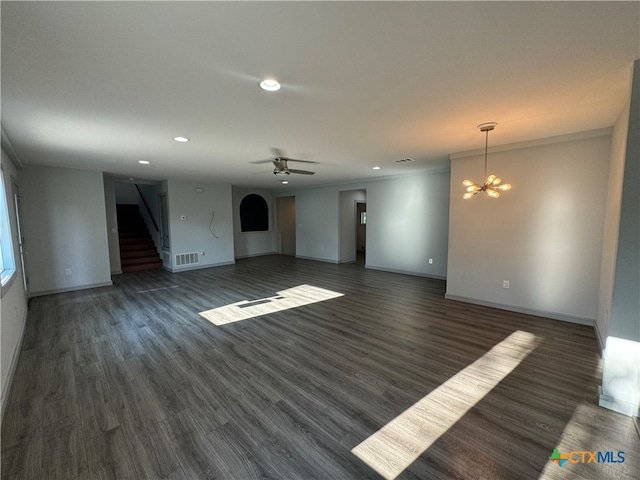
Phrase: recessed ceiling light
[
  {"left": 281, "top": 180, "right": 289, "bottom": 184},
  {"left": 138, "top": 160, "right": 150, "bottom": 165},
  {"left": 372, "top": 166, "right": 381, "bottom": 170},
  {"left": 260, "top": 78, "right": 281, "bottom": 91},
  {"left": 173, "top": 136, "right": 190, "bottom": 142}
]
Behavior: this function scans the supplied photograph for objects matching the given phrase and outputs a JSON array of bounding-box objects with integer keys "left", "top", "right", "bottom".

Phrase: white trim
[
  {"left": 0, "top": 306, "right": 28, "bottom": 425},
  {"left": 235, "top": 251, "right": 278, "bottom": 260},
  {"left": 594, "top": 320, "right": 605, "bottom": 355},
  {"left": 29, "top": 281, "right": 113, "bottom": 297},
  {"left": 295, "top": 255, "right": 339, "bottom": 264},
  {"left": 444, "top": 293, "right": 593, "bottom": 326},
  {"left": 366, "top": 264, "right": 446, "bottom": 280},
  {"left": 164, "top": 260, "right": 235, "bottom": 273},
  {"left": 1, "top": 127, "right": 22, "bottom": 169},
  {"left": 450, "top": 127, "right": 613, "bottom": 160},
  {"left": 598, "top": 386, "right": 640, "bottom": 418}
]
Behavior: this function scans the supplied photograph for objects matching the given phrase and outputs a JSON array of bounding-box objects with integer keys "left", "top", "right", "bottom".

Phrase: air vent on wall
[
  {"left": 175, "top": 252, "right": 200, "bottom": 266},
  {"left": 394, "top": 158, "right": 415, "bottom": 164}
]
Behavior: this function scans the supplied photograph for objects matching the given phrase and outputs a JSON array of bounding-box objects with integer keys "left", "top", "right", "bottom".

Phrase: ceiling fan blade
[
  {"left": 284, "top": 158, "right": 318, "bottom": 164},
  {"left": 288, "top": 169, "right": 315, "bottom": 175},
  {"left": 250, "top": 159, "right": 276, "bottom": 164},
  {"left": 252, "top": 170, "right": 274, "bottom": 175}
]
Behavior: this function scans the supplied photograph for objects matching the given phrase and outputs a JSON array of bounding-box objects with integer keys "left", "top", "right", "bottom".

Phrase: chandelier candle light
[{"left": 462, "top": 122, "right": 511, "bottom": 199}]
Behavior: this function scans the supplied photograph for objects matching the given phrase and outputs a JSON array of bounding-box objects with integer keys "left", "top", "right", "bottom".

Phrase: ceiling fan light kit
[
  {"left": 252, "top": 150, "right": 316, "bottom": 176},
  {"left": 462, "top": 122, "right": 511, "bottom": 199}
]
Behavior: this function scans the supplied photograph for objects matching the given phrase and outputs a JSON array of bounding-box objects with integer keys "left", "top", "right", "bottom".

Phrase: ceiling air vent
[{"left": 394, "top": 158, "right": 415, "bottom": 164}]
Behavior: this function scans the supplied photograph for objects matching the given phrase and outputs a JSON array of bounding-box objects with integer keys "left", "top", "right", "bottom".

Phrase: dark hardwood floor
[{"left": 2, "top": 255, "right": 638, "bottom": 479}]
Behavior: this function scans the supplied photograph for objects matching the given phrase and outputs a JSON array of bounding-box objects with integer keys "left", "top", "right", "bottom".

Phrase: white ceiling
[{"left": 2, "top": 1, "right": 638, "bottom": 189}]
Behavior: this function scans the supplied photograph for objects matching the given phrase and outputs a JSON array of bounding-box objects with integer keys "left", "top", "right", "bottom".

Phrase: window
[
  {"left": 0, "top": 170, "right": 16, "bottom": 286},
  {"left": 240, "top": 194, "right": 269, "bottom": 232}
]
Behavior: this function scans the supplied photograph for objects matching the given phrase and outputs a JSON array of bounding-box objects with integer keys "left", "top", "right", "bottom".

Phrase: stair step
[
  {"left": 117, "top": 203, "right": 161, "bottom": 273},
  {"left": 119, "top": 231, "right": 151, "bottom": 238},
  {"left": 121, "top": 261, "right": 163, "bottom": 273},
  {"left": 121, "top": 255, "right": 162, "bottom": 266},
  {"left": 121, "top": 249, "right": 158, "bottom": 259},
  {"left": 119, "top": 236, "right": 153, "bottom": 245}
]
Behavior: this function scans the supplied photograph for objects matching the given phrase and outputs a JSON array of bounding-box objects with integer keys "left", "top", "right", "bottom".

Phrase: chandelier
[{"left": 462, "top": 122, "right": 511, "bottom": 199}]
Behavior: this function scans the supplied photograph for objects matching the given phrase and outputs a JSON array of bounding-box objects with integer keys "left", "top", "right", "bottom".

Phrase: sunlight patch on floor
[
  {"left": 352, "top": 330, "right": 540, "bottom": 480},
  {"left": 199, "top": 284, "right": 344, "bottom": 326}
]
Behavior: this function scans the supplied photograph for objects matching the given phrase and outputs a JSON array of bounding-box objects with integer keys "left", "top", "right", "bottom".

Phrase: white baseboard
[
  {"left": 29, "top": 281, "right": 113, "bottom": 298},
  {"left": 295, "top": 255, "right": 339, "bottom": 264},
  {"left": 235, "top": 251, "right": 278, "bottom": 259},
  {"left": 1, "top": 306, "right": 28, "bottom": 426},
  {"left": 598, "top": 386, "right": 640, "bottom": 417},
  {"left": 444, "top": 294, "right": 593, "bottom": 326},
  {"left": 165, "top": 260, "right": 236, "bottom": 273},
  {"left": 365, "top": 264, "right": 446, "bottom": 280}
]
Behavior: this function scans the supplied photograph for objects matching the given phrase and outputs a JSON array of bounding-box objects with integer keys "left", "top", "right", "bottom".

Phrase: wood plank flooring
[{"left": 2, "top": 255, "right": 638, "bottom": 479}]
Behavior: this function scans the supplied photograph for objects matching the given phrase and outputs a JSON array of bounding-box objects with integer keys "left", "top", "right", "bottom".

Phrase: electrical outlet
[
  {"left": 65, "top": 268, "right": 72, "bottom": 276},
  {"left": 503, "top": 280, "right": 510, "bottom": 289},
  {"left": 428, "top": 258, "right": 433, "bottom": 264}
]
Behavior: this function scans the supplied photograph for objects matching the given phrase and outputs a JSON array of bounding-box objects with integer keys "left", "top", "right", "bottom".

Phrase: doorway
[
  {"left": 276, "top": 196, "right": 296, "bottom": 256},
  {"left": 338, "top": 189, "right": 366, "bottom": 264},
  {"left": 356, "top": 201, "right": 366, "bottom": 264}
]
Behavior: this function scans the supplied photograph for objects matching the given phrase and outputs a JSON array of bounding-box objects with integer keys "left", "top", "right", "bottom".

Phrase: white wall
[
  {"left": 166, "top": 179, "right": 235, "bottom": 271},
  {"left": 278, "top": 166, "right": 451, "bottom": 277},
  {"left": 339, "top": 190, "right": 366, "bottom": 263},
  {"left": 20, "top": 165, "right": 112, "bottom": 295},
  {"left": 0, "top": 149, "right": 28, "bottom": 423},
  {"left": 232, "top": 187, "right": 277, "bottom": 258},
  {"left": 103, "top": 175, "right": 121, "bottom": 274},
  {"left": 447, "top": 132, "right": 611, "bottom": 323}
]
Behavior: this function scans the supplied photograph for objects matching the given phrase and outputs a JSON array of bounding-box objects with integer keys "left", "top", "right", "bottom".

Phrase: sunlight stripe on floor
[
  {"left": 351, "top": 330, "right": 540, "bottom": 479},
  {"left": 199, "top": 284, "right": 343, "bottom": 325}
]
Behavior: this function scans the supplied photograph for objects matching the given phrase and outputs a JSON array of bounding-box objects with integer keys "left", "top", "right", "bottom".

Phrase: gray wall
[
  {"left": 166, "top": 179, "right": 235, "bottom": 271},
  {"left": 367, "top": 172, "right": 450, "bottom": 278},
  {"left": 232, "top": 187, "right": 277, "bottom": 258},
  {"left": 114, "top": 181, "right": 138, "bottom": 204},
  {"left": 0, "top": 149, "right": 28, "bottom": 422},
  {"left": 19, "top": 165, "right": 112, "bottom": 295},
  {"left": 278, "top": 166, "right": 451, "bottom": 277},
  {"left": 599, "top": 59, "right": 640, "bottom": 417},
  {"left": 447, "top": 131, "right": 611, "bottom": 323}
]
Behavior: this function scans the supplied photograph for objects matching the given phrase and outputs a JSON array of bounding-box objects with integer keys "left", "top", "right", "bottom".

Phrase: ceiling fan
[{"left": 252, "top": 149, "right": 316, "bottom": 176}]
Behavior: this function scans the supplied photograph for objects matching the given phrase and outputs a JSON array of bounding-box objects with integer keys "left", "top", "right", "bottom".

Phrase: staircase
[{"left": 117, "top": 204, "right": 163, "bottom": 273}]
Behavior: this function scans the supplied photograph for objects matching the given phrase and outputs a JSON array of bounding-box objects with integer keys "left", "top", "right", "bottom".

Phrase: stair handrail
[{"left": 135, "top": 184, "right": 160, "bottom": 233}]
